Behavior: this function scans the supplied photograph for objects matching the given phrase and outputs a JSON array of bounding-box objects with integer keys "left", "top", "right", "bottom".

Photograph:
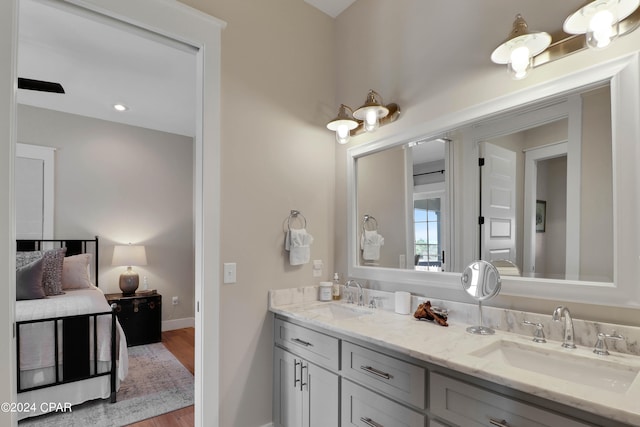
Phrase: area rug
[{"left": 19, "top": 342, "right": 194, "bottom": 427}]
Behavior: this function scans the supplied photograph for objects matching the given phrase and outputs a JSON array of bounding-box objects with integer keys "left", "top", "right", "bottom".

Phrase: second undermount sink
[
  {"left": 471, "top": 340, "right": 640, "bottom": 394},
  {"left": 307, "top": 303, "right": 373, "bottom": 320}
]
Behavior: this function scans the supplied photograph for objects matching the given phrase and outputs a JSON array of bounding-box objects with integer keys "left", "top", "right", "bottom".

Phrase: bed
[{"left": 15, "top": 237, "right": 129, "bottom": 420}]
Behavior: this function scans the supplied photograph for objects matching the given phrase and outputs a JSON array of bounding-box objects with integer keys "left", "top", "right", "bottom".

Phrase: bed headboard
[{"left": 16, "top": 236, "right": 100, "bottom": 287}]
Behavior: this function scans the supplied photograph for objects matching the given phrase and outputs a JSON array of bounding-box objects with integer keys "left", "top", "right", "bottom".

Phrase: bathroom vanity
[{"left": 270, "top": 287, "right": 640, "bottom": 427}]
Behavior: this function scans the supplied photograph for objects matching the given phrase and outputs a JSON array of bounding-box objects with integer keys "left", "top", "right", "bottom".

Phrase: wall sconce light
[
  {"left": 327, "top": 90, "right": 400, "bottom": 144},
  {"left": 564, "top": 0, "right": 640, "bottom": 49},
  {"left": 326, "top": 104, "right": 359, "bottom": 144},
  {"left": 492, "top": 5, "right": 640, "bottom": 78},
  {"left": 491, "top": 14, "right": 551, "bottom": 80}
]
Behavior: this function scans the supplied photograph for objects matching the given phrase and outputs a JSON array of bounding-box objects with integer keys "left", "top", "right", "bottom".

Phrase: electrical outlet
[{"left": 172, "top": 296, "right": 179, "bottom": 305}]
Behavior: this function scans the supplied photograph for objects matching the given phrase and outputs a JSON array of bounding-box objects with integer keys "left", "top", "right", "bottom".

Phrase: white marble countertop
[{"left": 269, "top": 287, "right": 640, "bottom": 426}]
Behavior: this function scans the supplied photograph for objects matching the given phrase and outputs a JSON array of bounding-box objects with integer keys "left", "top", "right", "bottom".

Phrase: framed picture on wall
[{"left": 536, "top": 200, "right": 546, "bottom": 233}]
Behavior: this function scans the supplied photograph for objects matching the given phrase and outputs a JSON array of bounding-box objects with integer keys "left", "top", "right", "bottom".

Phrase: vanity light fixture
[
  {"left": 491, "top": 14, "right": 552, "bottom": 80},
  {"left": 564, "top": 0, "right": 640, "bottom": 49},
  {"left": 327, "top": 90, "right": 400, "bottom": 144},
  {"left": 492, "top": 6, "right": 640, "bottom": 78},
  {"left": 353, "top": 90, "right": 389, "bottom": 132},
  {"left": 326, "top": 104, "right": 359, "bottom": 144}
]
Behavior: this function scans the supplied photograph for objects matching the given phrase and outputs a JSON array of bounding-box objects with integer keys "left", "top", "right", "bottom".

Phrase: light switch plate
[{"left": 223, "top": 262, "right": 236, "bottom": 284}]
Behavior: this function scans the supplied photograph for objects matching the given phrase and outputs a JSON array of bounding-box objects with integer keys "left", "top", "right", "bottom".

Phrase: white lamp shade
[
  {"left": 491, "top": 32, "right": 552, "bottom": 64},
  {"left": 112, "top": 244, "right": 147, "bottom": 267}
]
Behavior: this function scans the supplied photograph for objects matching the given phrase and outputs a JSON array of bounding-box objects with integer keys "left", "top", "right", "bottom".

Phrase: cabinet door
[
  {"left": 273, "top": 347, "right": 304, "bottom": 427},
  {"left": 304, "top": 361, "right": 339, "bottom": 427}
]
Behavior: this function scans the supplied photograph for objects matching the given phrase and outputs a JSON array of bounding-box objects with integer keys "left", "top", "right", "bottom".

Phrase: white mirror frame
[{"left": 347, "top": 53, "right": 640, "bottom": 307}]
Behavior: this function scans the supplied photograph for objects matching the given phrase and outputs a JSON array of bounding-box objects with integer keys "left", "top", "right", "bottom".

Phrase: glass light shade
[
  {"left": 335, "top": 123, "right": 352, "bottom": 144},
  {"left": 112, "top": 244, "right": 147, "bottom": 267},
  {"left": 508, "top": 46, "right": 533, "bottom": 80},
  {"left": 587, "top": 11, "right": 618, "bottom": 48},
  {"left": 564, "top": 0, "right": 639, "bottom": 49}
]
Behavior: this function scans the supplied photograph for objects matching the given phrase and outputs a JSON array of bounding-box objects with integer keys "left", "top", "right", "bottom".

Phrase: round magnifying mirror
[{"left": 461, "top": 260, "right": 501, "bottom": 335}]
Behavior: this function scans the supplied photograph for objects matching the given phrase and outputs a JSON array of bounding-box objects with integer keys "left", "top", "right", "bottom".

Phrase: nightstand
[{"left": 105, "top": 292, "right": 162, "bottom": 347}]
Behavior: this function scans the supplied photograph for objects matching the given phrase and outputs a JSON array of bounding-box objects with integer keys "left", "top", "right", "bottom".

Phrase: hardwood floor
[{"left": 126, "top": 328, "right": 195, "bottom": 427}]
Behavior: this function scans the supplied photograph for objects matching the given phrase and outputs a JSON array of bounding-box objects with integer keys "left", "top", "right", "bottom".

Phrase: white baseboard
[
  {"left": 258, "top": 423, "right": 274, "bottom": 427},
  {"left": 162, "top": 317, "right": 195, "bottom": 331}
]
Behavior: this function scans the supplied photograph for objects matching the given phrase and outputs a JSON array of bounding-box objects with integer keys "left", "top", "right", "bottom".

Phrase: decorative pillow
[
  {"left": 41, "top": 248, "right": 67, "bottom": 295},
  {"left": 17, "top": 248, "right": 67, "bottom": 295},
  {"left": 16, "top": 250, "right": 43, "bottom": 269},
  {"left": 16, "top": 257, "right": 46, "bottom": 300},
  {"left": 62, "top": 253, "right": 92, "bottom": 289}
]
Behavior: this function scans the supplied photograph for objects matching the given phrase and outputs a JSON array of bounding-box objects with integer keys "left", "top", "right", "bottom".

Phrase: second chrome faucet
[{"left": 552, "top": 305, "right": 577, "bottom": 349}]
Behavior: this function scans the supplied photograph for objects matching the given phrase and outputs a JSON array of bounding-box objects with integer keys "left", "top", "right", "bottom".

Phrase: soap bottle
[{"left": 332, "top": 273, "right": 341, "bottom": 300}]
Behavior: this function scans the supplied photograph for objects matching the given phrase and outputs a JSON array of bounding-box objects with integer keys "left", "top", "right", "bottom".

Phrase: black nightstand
[{"left": 105, "top": 292, "right": 162, "bottom": 347}]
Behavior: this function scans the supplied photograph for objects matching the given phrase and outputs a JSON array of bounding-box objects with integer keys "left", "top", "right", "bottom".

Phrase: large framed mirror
[{"left": 347, "top": 54, "right": 640, "bottom": 307}]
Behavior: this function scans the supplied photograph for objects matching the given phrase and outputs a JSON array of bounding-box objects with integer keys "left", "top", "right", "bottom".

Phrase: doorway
[{"left": 5, "top": 0, "right": 224, "bottom": 425}]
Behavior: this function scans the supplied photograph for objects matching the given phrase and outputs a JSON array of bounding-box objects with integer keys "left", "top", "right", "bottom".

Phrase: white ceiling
[
  {"left": 304, "top": 0, "right": 356, "bottom": 18},
  {"left": 17, "top": 0, "right": 197, "bottom": 137}
]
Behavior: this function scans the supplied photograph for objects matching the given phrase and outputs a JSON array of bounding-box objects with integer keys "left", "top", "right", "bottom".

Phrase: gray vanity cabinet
[
  {"left": 273, "top": 315, "right": 625, "bottom": 427},
  {"left": 273, "top": 318, "right": 340, "bottom": 427},
  {"left": 273, "top": 346, "right": 338, "bottom": 427}
]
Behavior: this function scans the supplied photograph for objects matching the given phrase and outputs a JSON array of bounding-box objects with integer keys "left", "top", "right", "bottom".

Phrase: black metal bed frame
[{"left": 15, "top": 236, "right": 118, "bottom": 403}]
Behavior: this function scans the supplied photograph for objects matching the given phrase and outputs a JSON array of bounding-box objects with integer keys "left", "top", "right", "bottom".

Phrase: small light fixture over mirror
[
  {"left": 326, "top": 104, "right": 358, "bottom": 144},
  {"left": 491, "top": 14, "right": 551, "bottom": 80},
  {"left": 353, "top": 90, "right": 389, "bottom": 132},
  {"left": 564, "top": 0, "right": 640, "bottom": 49},
  {"left": 327, "top": 90, "right": 400, "bottom": 144}
]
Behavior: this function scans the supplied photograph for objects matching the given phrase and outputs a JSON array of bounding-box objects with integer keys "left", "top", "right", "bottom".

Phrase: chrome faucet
[
  {"left": 345, "top": 280, "right": 364, "bottom": 306},
  {"left": 552, "top": 306, "right": 577, "bottom": 349}
]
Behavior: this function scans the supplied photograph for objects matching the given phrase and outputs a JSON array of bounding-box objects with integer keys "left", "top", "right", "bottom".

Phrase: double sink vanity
[{"left": 270, "top": 286, "right": 640, "bottom": 427}]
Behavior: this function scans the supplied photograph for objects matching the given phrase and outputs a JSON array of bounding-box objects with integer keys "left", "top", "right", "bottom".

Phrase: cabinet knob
[{"left": 149, "top": 301, "right": 156, "bottom": 310}]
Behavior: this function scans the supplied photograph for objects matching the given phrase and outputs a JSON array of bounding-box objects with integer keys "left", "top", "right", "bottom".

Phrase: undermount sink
[
  {"left": 471, "top": 340, "right": 640, "bottom": 394},
  {"left": 307, "top": 303, "right": 373, "bottom": 320}
]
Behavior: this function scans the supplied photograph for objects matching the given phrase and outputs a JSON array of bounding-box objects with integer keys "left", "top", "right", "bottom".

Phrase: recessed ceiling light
[{"left": 113, "top": 104, "right": 129, "bottom": 112}]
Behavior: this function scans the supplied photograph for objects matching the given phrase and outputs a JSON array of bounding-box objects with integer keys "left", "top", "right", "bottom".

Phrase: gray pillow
[
  {"left": 16, "top": 248, "right": 67, "bottom": 295},
  {"left": 16, "top": 257, "right": 46, "bottom": 300}
]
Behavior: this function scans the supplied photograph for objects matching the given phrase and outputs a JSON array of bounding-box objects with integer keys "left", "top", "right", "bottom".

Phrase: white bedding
[
  {"left": 16, "top": 286, "right": 129, "bottom": 420},
  {"left": 16, "top": 285, "right": 128, "bottom": 380}
]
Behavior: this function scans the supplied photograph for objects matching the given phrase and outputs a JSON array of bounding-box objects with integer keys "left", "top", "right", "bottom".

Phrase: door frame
[{"left": 1, "top": 0, "right": 225, "bottom": 425}]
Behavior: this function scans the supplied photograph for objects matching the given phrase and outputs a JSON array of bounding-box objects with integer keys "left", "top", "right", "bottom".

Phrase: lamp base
[{"left": 119, "top": 267, "right": 139, "bottom": 296}]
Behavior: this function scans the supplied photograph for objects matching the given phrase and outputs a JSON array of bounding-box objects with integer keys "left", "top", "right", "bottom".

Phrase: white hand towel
[
  {"left": 285, "top": 228, "right": 314, "bottom": 266},
  {"left": 361, "top": 229, "right": 384, "bottom": 261}
]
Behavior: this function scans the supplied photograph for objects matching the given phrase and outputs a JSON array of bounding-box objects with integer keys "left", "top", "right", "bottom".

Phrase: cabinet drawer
[
  {"left": 430, "top": 373, "right": 592, "bottom": 427},
  {"left": 342, "top": 379, "right": 425, "bottom": 427},
  {"left": 342, "top": 341, "right": 426, "bottom": 409},
  {"left": 274, "top": 318, "right": 339, "bottom": 370}
]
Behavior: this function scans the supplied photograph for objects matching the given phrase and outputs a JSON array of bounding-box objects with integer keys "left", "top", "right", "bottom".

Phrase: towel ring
[
  {"left": 285, "top": 210, "right": 307, "bottom": 231},
  {"left": 362, "top": 214, "right": 378, "bottom": 232}
]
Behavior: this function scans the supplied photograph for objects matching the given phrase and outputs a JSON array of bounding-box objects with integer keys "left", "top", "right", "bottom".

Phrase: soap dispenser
[{"left": 332, "top": 273, "right": 341, "bottom": 300}]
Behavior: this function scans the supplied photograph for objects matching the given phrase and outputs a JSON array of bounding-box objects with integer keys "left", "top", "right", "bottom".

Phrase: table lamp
[{"left": 112, "top": 243, "right": 147, "bottom": 295}]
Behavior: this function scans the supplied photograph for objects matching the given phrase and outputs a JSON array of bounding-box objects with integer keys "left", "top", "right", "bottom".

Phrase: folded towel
[
  {"left": 361, "top": 230, "right": 384, "bottom": 261},
  {"left": 285, "top": 228, "right": 314, "bottom": 266}
]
